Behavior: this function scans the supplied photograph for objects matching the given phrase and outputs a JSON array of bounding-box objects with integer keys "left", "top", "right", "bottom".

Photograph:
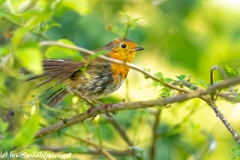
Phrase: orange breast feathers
[{"left": 109, "top": 42, "right": 137, "bottom": 78}]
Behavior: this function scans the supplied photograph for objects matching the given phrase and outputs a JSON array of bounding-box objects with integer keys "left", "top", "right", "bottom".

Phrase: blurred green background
[{"left": 1, "top": 0, "right": 240, "bottom": 159}]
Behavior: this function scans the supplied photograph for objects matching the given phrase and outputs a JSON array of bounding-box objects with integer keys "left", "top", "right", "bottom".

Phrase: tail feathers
[
  {"left": 21, "top": 60, "right": 84, "bottom": 88},
  {"left": 48, "top": 89, "right": 69, "bottom": 107}
]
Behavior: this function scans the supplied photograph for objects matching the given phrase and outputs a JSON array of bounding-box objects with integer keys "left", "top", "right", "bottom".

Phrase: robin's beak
[{"left": 133, "top": 47, "right": 144, "bottom": 51}]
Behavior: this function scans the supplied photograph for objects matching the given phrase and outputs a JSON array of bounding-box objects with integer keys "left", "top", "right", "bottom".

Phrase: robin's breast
[{"left": 67, "top": 59, "right": 125, "bottom": 98}]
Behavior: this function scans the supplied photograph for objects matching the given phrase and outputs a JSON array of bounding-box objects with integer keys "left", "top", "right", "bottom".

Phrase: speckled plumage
[{"left": 21, "top": 38, "right": 144, "bottom": 107}]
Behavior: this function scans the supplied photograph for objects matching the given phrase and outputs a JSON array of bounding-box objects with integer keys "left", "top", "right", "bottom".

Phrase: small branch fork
[{"left": 36, "top": 41, "right": 240, "bottom": 144}]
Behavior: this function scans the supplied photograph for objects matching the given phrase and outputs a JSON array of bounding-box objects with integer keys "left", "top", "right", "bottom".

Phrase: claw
[
  {"left": 102, "top": 103, "right": 117, "bottom": 117},
  {"left": 87, "top": 106, "right": 97, "bottom": 120}
]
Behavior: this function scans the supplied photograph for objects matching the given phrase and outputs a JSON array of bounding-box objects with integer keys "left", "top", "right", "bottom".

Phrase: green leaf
[
  {"left": 11, "top": 28, "right": 26, "bottom": 48},
  {"left": 110, "top": 25, "right": 123, "bottom": 37},
  {"left": 45, "top": 39, "right": 83, "bottom": 61},
  {"left": 13, "top": 114, "right": 40, "bottom": 146},
  {"left": 57, "top": 127, "right": 68, "bottom": 137},
  {"left": 143, "top": 68, "right": 151, "bottom": 79},
  {"left": 198, "top": 79, "right": 208, "bottom": 88},
  {"left": 206, "top": 80, "right": 223, "bottom": 87},
  {"left": 0, "top": 10, "right": 21, "bottom": 24},
  {"left": 15, "top": 42, "right": 43, "bottom": 74},
  {"left": 0, "top": 45, "right": 10, "bottom": 56},
  {"left": 128, "top": 17, "right": 143, "bottom": 28},
  {"left": 10, "top": 0, "right": 25, "bottom": 12},
  {"left": 21, "top": 10, "right": 51, "bottom": 30},
  {"left": 155, "top": 72, "right": 164, "bottom": 81},
  {"left": 0, "top": 119, "right": 8, "bottom": 134},
  {"left": 44, "top": 22, "right": 61, "bottom": 31},
  {"left": 231, "top": 146, "right": 240, "bottom": 156},
  {"left": 63, "top": 0, "right": 90, "bottom": 15},
  {"left": 151, "top": 72, "right": 165, "bottom": 87},
  {"left": 226, "top": 65, "right": 240, "bottom": 75},
  {"left": 176, "top": 74, "right": 186, "bottom": 81},
  {"left": 0, "top": 133, "right": 15, "bottom": 150},
  {"left": 88, "top": 50, "right": 108, "bottom": 61},
  {"left": 0, "top": 0, "right": 6, "bottom": 6},
  {"left": 159, "top": 87, "right": 171, "bottom": 98},
  {"left": 164, "top": 78, "right": 174, "bottom": 83}
]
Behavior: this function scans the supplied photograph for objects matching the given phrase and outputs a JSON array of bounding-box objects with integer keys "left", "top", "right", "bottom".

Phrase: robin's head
[{"left": 102, "top": 38, "right": 144, "bottom": 63}]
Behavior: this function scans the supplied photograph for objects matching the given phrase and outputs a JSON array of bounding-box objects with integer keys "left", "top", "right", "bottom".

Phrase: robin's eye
[{"left": 121, "top": 43, "right": 126, "bottom": 48}]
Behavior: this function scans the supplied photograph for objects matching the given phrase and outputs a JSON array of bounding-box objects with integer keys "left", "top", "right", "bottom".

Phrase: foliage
[{"left": 1, "top": 0, "right": 240, "bottom": 160}]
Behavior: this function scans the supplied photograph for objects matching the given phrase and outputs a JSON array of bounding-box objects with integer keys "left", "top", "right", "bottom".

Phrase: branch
[
  {"left": 35, "top": 75, "right": 240, "bottom": 142},
  {"left": 37, "top": 145, "right": 135, "bottom": 156}
]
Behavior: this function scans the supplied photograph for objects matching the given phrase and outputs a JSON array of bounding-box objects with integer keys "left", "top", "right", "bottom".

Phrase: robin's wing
[{"left": 20, "top": 59, "right": 84, "bottom": 88}]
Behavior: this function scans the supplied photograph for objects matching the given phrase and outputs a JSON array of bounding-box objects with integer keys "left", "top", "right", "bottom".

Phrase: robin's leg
[
  {"left": 84, "top": 96, "right": 123, "bottom": 117},
  {"left": 75, "top": 91, "right": 112, "bottom": 117}
]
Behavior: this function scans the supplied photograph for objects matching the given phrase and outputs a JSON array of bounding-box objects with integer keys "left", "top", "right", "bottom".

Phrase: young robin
[{"left": 21, "top": 38, "right": 144, "bottom": 108}]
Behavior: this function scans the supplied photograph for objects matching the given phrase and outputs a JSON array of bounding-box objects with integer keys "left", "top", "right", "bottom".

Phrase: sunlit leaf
[
  {"left": 57, "top": 128, "right": 68, "bottom": 137},
  {"left": 176, "top": 74, "right": 186, "bottom": 81},
  {"left": 0, "top": 119, "right": 8, "bottom": 134},
  {"left": 0, "top": 133, "right": 15, "bottom": 150},
  {"left": 44, "top": 22, "right": 61, "bottom": 32},
  {"left": 230, "top": 146, "right": 240, "bottom": 156},
  {"left": 0, "top": 45, "right": 10, "bottom": 56},
  {"left": 143, "top": 68, "right": 151, "bottom": 79},
  {"left": 13, "top": 114, "right": 40, "bottom": 146},
  {"left": 10, "top": 0, "right": 25, "bottom": 12},
  {"left": 63, "top": 0, "right": 90, "bottom": 15},
  {"left": 198, "top": 78, "right": 208, "bottom": 88},
  {"left": 88, "top": 50, "right": 108, "bottom": 61},
  {"left": 129, "top": 17, "right": 143, "bottom": 28},
  {"left": 0, "top": 10, "right": 21, "bottom": 24},
  {"left": 15, "top": 42, "right": 43, "bottom": 74},
  {"left": 159, "top": 87, "right": 171, "bottom": 97},
  {"left": 226, "top": 65, "right": 240, "bottom": 75},
  {"left": 11, "top": 28, "right": 26, "bottom": 48},
  {"left": 45, "top": 39, "right": 83, "bottom": 61},
  {"left": 0, "top": 0, "right": 6, "bottom": 6},
  {"left": 164, "top": 77, "right": 174, "bottom": 83},
  {"left": 155, "top": 72, "right": 164, "bottom": 81}
]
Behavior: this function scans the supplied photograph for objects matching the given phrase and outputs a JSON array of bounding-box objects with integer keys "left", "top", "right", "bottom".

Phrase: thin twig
[
  {"left": 181, "top": 80, "right": 240, "bottom": 143},
  {"left": 210, "top": 65, "right": 236, "bottom": 101},
  {"left": 217, "top": 92, "right": 239, "bottom": 103},
  {"left": 2, "top": 17, "right": 51, "bottom": 40},
  {"left": 150, "top": 109, "right": 162, "bottom": 160},
  {"left": 37, "top": 145, "right": 135, "bottom": 156},
  {"left": 65, "top": 132, "right": 116, "bottom": 160},
  {"left": 106, "top": 117, "right": 134, "bottom": 146}
]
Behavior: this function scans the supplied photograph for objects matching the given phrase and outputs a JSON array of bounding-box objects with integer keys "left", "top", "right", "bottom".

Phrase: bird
[{"left": 21, "top": 38, "right": 144, "bottom": 109}]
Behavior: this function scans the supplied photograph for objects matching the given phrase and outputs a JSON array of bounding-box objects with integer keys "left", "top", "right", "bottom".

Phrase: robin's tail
[
  {"left": 20, "top": 59, "right": 84, "bottom": 88},
  {"left": 47, "top": 88, "right": 69, "bottom": 107},
  {"left": 21, "top": 59, "right": 84, "bottom": 107}
]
